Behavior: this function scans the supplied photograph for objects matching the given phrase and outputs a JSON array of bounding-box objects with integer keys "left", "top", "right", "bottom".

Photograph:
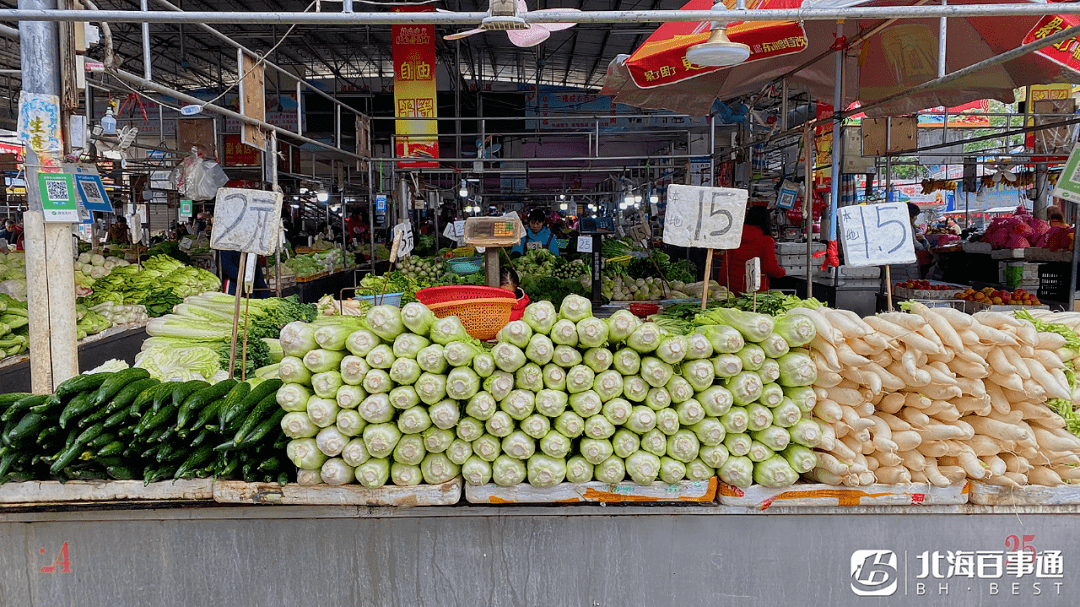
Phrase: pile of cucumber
[{"left": 0, "top": 368, "right": 287, "bottom": 485}]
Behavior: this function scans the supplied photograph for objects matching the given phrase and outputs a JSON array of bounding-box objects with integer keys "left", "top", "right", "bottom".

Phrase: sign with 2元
[
  {"left": 209, "top": 187, "right": 284, "bottom": 256},
  {"left": 838, "top": 202, "right": 917, "bottom": 267},
  {"left": 662, "top": 185, "right": 748, "bottom": 249}
]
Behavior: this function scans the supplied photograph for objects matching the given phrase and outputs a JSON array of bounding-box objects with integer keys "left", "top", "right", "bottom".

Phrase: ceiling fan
[
  {"left": 444, "top": 0, "right": 580, "bottom": 47},
  {"left": 989, "top": 162, "right": 1018, "bottom": 183}
]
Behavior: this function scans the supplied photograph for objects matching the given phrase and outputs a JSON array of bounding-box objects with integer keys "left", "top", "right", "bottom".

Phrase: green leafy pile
[{"left": 83, "top": 255, "right": 220, "bottom": 306}]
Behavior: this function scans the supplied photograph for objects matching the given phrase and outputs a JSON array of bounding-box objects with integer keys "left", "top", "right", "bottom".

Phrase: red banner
[
  {"left": 1025, "top": 14, "right": 1080, "bottom": 73},
  {"left": 223, "top": 134, "right": 260, "bottom": 167},
  {"left": 393, "top": 6, "right": 439, "bottom": 169}
]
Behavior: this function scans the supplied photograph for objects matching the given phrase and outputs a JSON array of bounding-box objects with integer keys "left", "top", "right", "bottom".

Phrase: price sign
[
  {"left": 209, "top": 187, "right": 284, "bottom": 256},
  {"left": 577, "top": 236, "right": 593, "bottom": 253},
  {"left": 745, "top": 257, "right": 761, "bottom": 292},
  {"left": 38, "top": 173, "right": 79, "bottom": 223},
  {"left": 454, "top": 220, "right": 465, "bottom": 238},
  {"left": 838, "top": 202, "right": 917, "bottom": 267},
  {"left": 393, "top": 221, "right": 414, "bottom": 258},
  {"left": 180, "top": 199, "right": 193, "bottom": 218},
  {"left": 662, "top": 185, "right": 748, "bottom": 250},
  {"left": 1052, "top": 143, "right": 1080, "bottom": 204}
]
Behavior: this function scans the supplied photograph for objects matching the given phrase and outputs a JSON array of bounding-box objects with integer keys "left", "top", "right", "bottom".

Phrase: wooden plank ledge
[{"left": 212, "top": 477, "right": 463, "bottom": 506}]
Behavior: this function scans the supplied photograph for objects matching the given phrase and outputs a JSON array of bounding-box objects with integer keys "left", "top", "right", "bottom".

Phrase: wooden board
[
  {"left": 718, "top": 482, "right": 970, "bottom": 510},
  {"left": 0, "top": 480, "right": 214, "bottom": 505},
  {"left": 212, "top": 478, "right": 462, "bottom": 506},
  {"left": 237, "top": 49, "right": 266, "bottom": 151},
  {"left": 969, "top": 482, "right": 1080, "bottom": 506},
  {"left": 465, "top": 477, "right": 718, "bottom": 504}
]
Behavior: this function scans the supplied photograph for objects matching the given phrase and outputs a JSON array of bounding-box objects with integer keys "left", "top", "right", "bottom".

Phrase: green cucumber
[
  {"left": 135, "top": 404, "right": 178, "bottom": 436},
  {"left": 54, "top": 372, "right": 110, "bottom": 400},
  {"left": 107, "top": 466, "right": 136, "bottom": 480},
  {"left": 73, "top": 423, "right": 105, "bottom": 447},
  {"left": 95, "top": 441, "right": 124, "bottom": 458},
  {"left": 174, "top": 446, "right": 213, "bottom": 479},
  {"left": 105, "top": 378, "right": 159, "bottom": 413},
  {"left": 177, "top": 379, "right": 237, "bottom": 429},
  {"left": 171, "top": 380, "right": 210, "bottom": 409},
  {"left": 217, "top": 382, "right": 251, "bottom": 427},
  {"left": 233, "top": 393, "right": 280, "bottom": 444},
  {"left": 0, "top": 392, "right": 31, "bottom": 411},
  {"left": 50, "top": 444, "right": 90, "bottom": 475},
  {"left": 5, "top": 412, "right": 47, "bottom": 446},
  {"left": 29, "top": 394, "right": 63, "bottom": 414},
  {"left": 86, "top": 432, "right": 116, "bottom": 449},
  {"left": 237, "top": 409, "right": 287, "bottom": 448},
  {"left": 221, "top": 379, "right": 280, "bottom": 430},
  {"left": 3, "top": 394, "right": 48, "bottom": 423},
  {"left": 58, "top": 391, "right": 99, "bottom": 429},
  {"left": 102, "top": 405, "right": 133, "bottom": 429},
  {"left": 92, "top": 368, "right": 151, "bottom": 407}
]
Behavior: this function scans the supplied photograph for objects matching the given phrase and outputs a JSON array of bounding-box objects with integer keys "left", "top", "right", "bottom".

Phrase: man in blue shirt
[{"left": 511, "top": 208, "right": 560, "bottom": 256}]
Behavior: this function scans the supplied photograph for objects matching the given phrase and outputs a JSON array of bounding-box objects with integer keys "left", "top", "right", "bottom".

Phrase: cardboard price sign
[
  {"left": 662, "top": 185, "right": 748, "bottom": 250},
  {"left": 577, "top": 236, "right": 593, "bottom": 253},
  {"left": 393, "top": 222, "right": 414, "bottom": 258},
  {"left": 838, "top": 202, "right": 917, "bottom": 267},
  {"left": 209, "top": 187, "right": 284, "bottom": 256}
]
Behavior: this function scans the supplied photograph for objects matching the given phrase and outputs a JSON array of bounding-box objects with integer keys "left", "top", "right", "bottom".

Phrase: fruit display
[
  {"left": 954, "top": 287, "right": 1041, "bottom": 306},
  {"left": 895, "top": 280, "right": 953, "bottom": 291}
]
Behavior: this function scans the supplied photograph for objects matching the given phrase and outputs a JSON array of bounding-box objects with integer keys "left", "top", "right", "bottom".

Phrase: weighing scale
[
  {"left": 462, "top": 216, "right": 525, "bottom": 287},
  {"left": 578, "top": 216, "right": 615, "bottom": 304}
]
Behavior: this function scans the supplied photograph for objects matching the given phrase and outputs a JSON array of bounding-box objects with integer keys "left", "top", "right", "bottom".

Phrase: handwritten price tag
[
  {"left": 393, "top": 222, "right": 414, "bottom": 258},
  {"left": 577, "top": 236, "right": 593, "bottom": 253},
  {"left": 838, "top": 202, "right": 916, "bottom": 267},
  {"left": 454, "top": 220, "right": 465, "bottom": 238},
  {"left": 662, "top": 185, "right": 747, "bottom": 250},
  {"left": 210, "top": 188, "right": 284, "bottom": 256}
]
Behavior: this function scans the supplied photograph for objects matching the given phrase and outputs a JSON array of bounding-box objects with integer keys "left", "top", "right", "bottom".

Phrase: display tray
[
  {"left": 990, "top": 248, "right": 1027, "bottom": 259},
  {"left": 968, "top": 482, "right": 1080, "bottom": 506},
  {"left": 0, "top": 322, "right": 148, "bottom": 370},
  {"left": 0, "top": 479, "right": 214, "bottom": 506},
  {"left": 893, "top": 282, "right": 968, "bottom": 300},
  {"left": 212, "top": 477, "right": 463, "bottom": 506},
  {"left": 1025, "top": 247, "right": 1075, "bottom": 262},
  {"left": 963, "top": 242, "right": 993, "bottom": 254},
  {"left": 464, "top": 477, "right": 718, "bottom": 504},
  {"left": 718, "top": 482, "right": 970, "bottom": 509}
]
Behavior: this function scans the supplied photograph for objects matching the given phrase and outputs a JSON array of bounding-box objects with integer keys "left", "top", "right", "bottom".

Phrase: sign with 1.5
[
  {"left": 838, "top": 202, "right": 917, "bottom": 267},
  {"left": 661, "top": 185, "right": 747, "bottom": 250}
]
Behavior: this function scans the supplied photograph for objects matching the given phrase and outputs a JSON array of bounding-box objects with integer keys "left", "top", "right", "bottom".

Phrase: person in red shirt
[
  {"left": 717, "top": 205, "right": 785, "bottom": 294},
  {"left": 499, "top": 265, "right": 530, "bottom": 322}
]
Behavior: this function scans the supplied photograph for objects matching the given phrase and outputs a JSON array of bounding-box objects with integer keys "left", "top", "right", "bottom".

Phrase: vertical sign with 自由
[
  {"left": 392, "top": 7, "right": 439, "bottom": 169},
  {"left": 209, "top": 187, "right": 284, "bottom": 256}
]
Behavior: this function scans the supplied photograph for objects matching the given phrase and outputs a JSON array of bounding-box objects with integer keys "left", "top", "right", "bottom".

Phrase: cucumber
[
  {"left": 50, "top": 444, "right": 89, "bottom": 475},
  {"left": 92, "top": 368, "right": 151, "bottom": 407},
  {"left": 171, "top": 380, "right": 210, "bottom": 409},
  {"left": 148, "top": 383, "right": 178, "bottom": 415},
  {"left": 107, "top": 466, "right": 137, "bottom": 480},
  {"left": 30, "top": 394, "right": 63, "bottom": 415},
  {"left": 130, "top": 383, "right": 167, "bottom": 416},
  {"left": 221, "top": 379, "right": 281, "bottom": 430},
  {"left": 135, "top": 404, "right": 178, "bottom": 437},
  {"left": 78, "top": 401, "right": 116, "bottom": 428},
  {"left": 233, "top": 393, "right": 280, "bottom": 444},
  {"left": 144, "top": 465, "right": 177, "bottom": 485},
  {"left": 105, "top": 378, "right": 159, "bottom": 413},
  {"left": 0, "top": 392, "right": 31, "bottom": 411},
  {"left": 5, "top": 412, "right": 47, "bottom": 446},
  {"left": 2, "top": 394, "right": 48, "bottom": 423},
  {"left": 189, "top": 429, "right": 213, "bottom": 448},
  {"left": 174, "top": 446, "right": 213, "bottom": 479},
  {"left": 73, "top": 423, "right": 105, "bottom": 447},
  {"left": 177, "top": 379, "right": 237, "bottom": 429},
  {"left": 145, "top": 426, "right": 168, "bottom": 443},
  {"left": 0, "top": 450, "right": 20, "bottom": 477},
  {"left": 58, "top": 391, "right": 99, "bottom": 429},
  {"left": 37, "top": 426, "right": 61, "bottom": 444},
  {"left": 86, "top": 432, "right": 116, "bottom": 449},
  {"left": 102, "top": 405, "right": 133, "bottom": 429},
  {"left": 216, "top": 458, "right": 240, "bottom": 479},
  {"left": 217, "top": 382, "right": 251, "bottom": 427},
  {"left": 96, "top": 441, "right": 124, "bottom": 458},
  {"left": 155, "top": 443, "right": 180, "bottom": 463},
  {"left": 54, "top": 372, "right": 110, "bottom": 400},
  {"left": 187, "top": 401, "right": 224, "bottom": 436},
  {"left": 237, "top": 409, "right": 287, "bottom": 448},
  {"left": 258, "top": 457, "right": 283, "bottom": 472}
]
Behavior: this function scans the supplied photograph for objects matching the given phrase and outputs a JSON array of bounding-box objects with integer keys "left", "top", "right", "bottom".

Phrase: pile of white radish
[{"left": 800, "top": 302, "right": 1080, "bottom": 487}]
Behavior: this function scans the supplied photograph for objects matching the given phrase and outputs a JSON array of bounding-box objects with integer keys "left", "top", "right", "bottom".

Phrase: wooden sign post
[
  {"left": 837, "top": 202, "right": 917, "bottom": 313},
  {"left": 661, "top": 185, "right": 749, "bottom": 310}
]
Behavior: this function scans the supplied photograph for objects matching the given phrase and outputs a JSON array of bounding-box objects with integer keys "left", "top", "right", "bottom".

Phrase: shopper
[
  {"left": 717, "top": 205, "right": 785, "bottom": 294},
  {"left": 499, "top": 265, "right": 530, "bottom": 322},
  {"left": 893, "top": 202, "right": 930, "bottom": 282},
  {"left": 511, "top": 208, "right": 560, "bottom": 256},
  {"left": 106, "top": 217, "right": 131, "bottom": 244}
]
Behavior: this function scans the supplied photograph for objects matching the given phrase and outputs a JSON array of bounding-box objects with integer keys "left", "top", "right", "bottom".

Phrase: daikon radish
[
  {"left": 878, "top": 411, "right": 911, "bottom": 432},
  {"left": 937, "top": 464, "right": 968, "bottom": 485},
  {"left": 892, "top": 430, "right": 922, "bottom": 451},
  {"left": 1003, "top": 471, "right": 1028, "bottom": 485},
  {"left": 916, "top": 323, "right": 946, "bottom": 350},
  {"left": 850, "top": 339, "right": 877, "bottom": 357},
  {"left": 955, "top": 377, "right": 987, "bottom": 399},
  {"left": 844, "top": 368, "right": 882, "bottom": 395},
  {"left": 901, "top": 449, "right": 927, "bottom": 471},
  {"left": 1021, "top": 446, "right": 1050, "bottom": 466},
  {"left": 982, "top": 383, "right": 1011, "bottom": 416},
  {"left": 869, "top": 350, "right": 893, "bottom": 368},
  {"left": 836, "top": 343, "right": 871, "bottom": 367},
  {"left": 912, "top": 304, "right": 965, "bottom": 351},
  {"left": 873, "top": 434, "right": 899, "bottom": 454},
  {"left": 920, "top": 383, "right": 962, "bottom": 401},
  {"left": 1002, "top": 453, "right": 1032, "bottom": 474},
  {"left": 1032, "top": 426, "right": 1080, "bottom": 453},
  {"left": 980, "top": 473, "right": 1021, "bottom": 487},
  {"left": 1014, "top": 401, "right": 1063, "bottom": 422},
  {"left": 925, "top": 364, "right": 959, "bottom": 386},
  {"left": 941, "top": 440, "right": 969, "bottom": 458},
  {"left": 857, "top": 471, "right": 876, "bottom": 486},
  {"left": 816, "top": 370, "right": 842, "bottom": 388},
  {"left": 956, "top": 450, "right": 988, "bottom": 479},
  {"left": 986, "top": 348, "right": 1018, "bottom": 376},
  {"left": 811, "top": 336, "right": 842, "bottom": 371},
  {"left": 1028, "top": 415, "right": 1067, "bottom": 431},
  {"left": 823, "top": 309, "right": 871, "bottom": 338},
  {"left": 1016, "top": 321, "right": 1039, "bottom": 346},
  {"left": 904, "top": 393, "right": 931, "bottom": 410},
  {"left": 841, "top": 434, "right": 869, "bottom": 455},
  {"left": 875, "top": 451, "right": 902, "bottom": 467},
  {"left": 916, "top": 441, "right": 949, "bottom": 458},
  {"left": 862, "top": 333, "right": 890, "bottom": 352},
  {"left": 952, "top": 396, "right": 992, "bottom": 416},
  {"left": 817, "top": 452, "right": 852, "bottom": 476},
  {"left": 853, "top": 428, "right": 873, "bottom": 447},
  {"left": 835, "top": 377, "right": 862, "bottom": 391},
  {"left": 1003, "top": 347, "right": 1033, "bottom": 378},
  {"left": 920, "top": 421, "right": 969, "bottom": 441},
  {"left": 1050, "top": 465, "right": 1080, "bottom": 480},
  {"left": 929, "top": 404, "right": 961, "bottom": 423},
  {"left": 813, "top": 398, "right": 843, "bottom": 424},
  {"left": 983, "top": 455, "right": 1008, "bottom": 477},
  {"left": 808, "top": 467, "right": 844, "bottom": 486},
  {"left": 827, "top": 387, "right": 863, "bottom": 407},
  {"left": 1049, "top": 453, "right": 1080, "bottom": 466},
  {"left": 854, "top": 401, "right": 875, "bottom": 417},
  {"left": 834, "top": 423, "right": 850, "bottom": 439},
  {"left": 790, "top": 307, "right": 840, "bottom": 344},
  {"left": 963, "top": 342, "right": 992, "bottom": 360},
  {"left": 1037, "top": 332, "right": 1068, "bottom": 351},
  {"left": 973, "top": 311, "right": 1018, "bottom": 329},
  {"left": 875, "top": 465, "right": 911, "bottom": 484},
  {"left": 1021, "top": 378, "right": 1051, "bottom": 403},
  {"left": 842, "top": 406, "right": 874, "bottom": 431},
  {"left": 1028, "top": 466, "right": 1066, "bottom": 486},
  {"left": 923, "top": 461, "right": 952, "bottom": 487},
  {"left": 984, "top": 407, "right": 1023, "bottom": 424},
  {"left": 991, "top": 373, "right": 1025, "bottom": 392},
  {"left": 962, "top": 435, "right": 1003, "bottom": 456},
  {"left": 896, "top": 331, "right": 943, "bottom": 355},
  {"left": 1018, "top": 344, "right": 1035, "bottom": 358},
  {"left": 963, "top": 416, "right": 1030, "bottom": 442},
  {"left": 830, "top": 438, "right": 858, "bottom": 462},
  {"left": 1025, "top": 359, "right": 1071, "bottom": 399},
  {"left": 879, "top": 393, "right": 905, "bottom": 415},
  {"left": 1051, "top": 368, "right": 1072, "bottom": 393},
  {"left": 936, "top": 306, "right": 974, "bottom": 329},
  {"left": 1033, "top": 349, "right": 1065, "bottom": 370},
  {"left": 959, "top": 329, "right": 981, "bottom": 345},
  {"left": 909, "top": 469, "right": 930, "bottom": 484},
  {"left": 969, "top": 321, "right": 1017, "bottom": 346},
  {"left": 863, "top": 316, "right": 906, "bottom": 338},
  {"left": 900, "top": 408, "right": 931, "bottom": 428},
  {"left": 867, "top": 363, "right": 904, "bottom": 392},
  {"left": 947, "top": 357, "right": 990, "bottom": 380}
]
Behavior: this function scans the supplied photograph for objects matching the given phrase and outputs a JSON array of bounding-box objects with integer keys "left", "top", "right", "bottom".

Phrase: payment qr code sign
[
  {"left": 210, "top": 187, "right": 284, "bottom": 256},
  {"left": 1052, "top": 144, "right": 1080, "bottom": 204},
  {"left": 72, "top": 173, "right": 113, "bottom": 213},
  {"left": 38, "top": 173, "right": 79, "bottom": 223}
]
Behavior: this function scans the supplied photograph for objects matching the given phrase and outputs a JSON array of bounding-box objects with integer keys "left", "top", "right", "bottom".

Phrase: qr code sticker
[
  {"left": 79, "top": 180, "right": 103, "bottom": 204},
  {"left": 1071, "top": 162, "right": 1080, "bottom": 185},
  {"left": 45, "top": 179, "right": 69, "bottom": 202}
]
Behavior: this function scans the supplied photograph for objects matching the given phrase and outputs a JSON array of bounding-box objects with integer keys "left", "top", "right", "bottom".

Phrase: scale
[
  {"left": 462, "top": 216, "right": 525, "bottom": 287},
  {"left": 579, "top": 216, "right": 615, "bottom": 304}
]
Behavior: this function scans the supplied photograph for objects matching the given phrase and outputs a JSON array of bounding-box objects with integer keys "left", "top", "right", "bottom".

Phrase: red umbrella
[{"left": 601, "top": 0, "right": 1080, "bottom": 117}]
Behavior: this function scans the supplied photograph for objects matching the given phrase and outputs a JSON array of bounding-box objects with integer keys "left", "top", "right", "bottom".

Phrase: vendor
[
  {"left": 892, "top": 202, "right": 930, "bottom": 282},
  {"left": 219, "top": 250, "right": 268, "bottom": 298},
  {"left": 106, "top": 217, "right": 131, "bottom": 244},
  {"left": 499, "top": 265, "right": 530, "bottom": 322},
  {"left": 717, "top": 206, "right": 785, "bottom": 294},
  {"left": 1048, "top": 206, "right": 1069, "bottom": 228},
  {"left": 512, "top": 209, "right": 560, "bottom": 256}
]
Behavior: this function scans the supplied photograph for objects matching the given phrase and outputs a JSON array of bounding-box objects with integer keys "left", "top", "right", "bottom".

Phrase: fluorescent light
[
  {"left": 559, "top": 194, "right": 566, "bottom": 200},
  {"left": 650, "top": 193, "right": 659, "bottom": 203}
]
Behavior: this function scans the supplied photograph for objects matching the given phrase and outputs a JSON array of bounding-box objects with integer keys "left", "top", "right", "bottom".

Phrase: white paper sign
[
  {"left": 454, "top": 220, "right": 465, "bottom": 238},
  {"left": 577, "top": 236, "right": 593, "bottom": 253},
  {"left": 662, "top": 185, "right": 748, "bottom": 250},
  {"left": 745, "top": 257, "right": 761, "bottom": 292},
  {"left": 393, "top": 221, "right": 414, "bottom": 258},
  {"left": 838, "top": 202, "right": 917, "bottom": 267},
  {"left": 209, "top": 187, "right": 285, "bottom": 256}
]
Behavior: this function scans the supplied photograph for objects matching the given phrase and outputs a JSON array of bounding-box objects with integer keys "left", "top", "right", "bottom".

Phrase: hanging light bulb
[
  {"left": 459, "top": 179, "right": 468, "bottom": 198},
  {"left": 560, "top": 203, "right": 568, "bottom": 211},
  {"left": 650, "top": 192, "right": 659, "bottom": 204},
  {"left": 101, "top": 106, "right": 117, "bottom": 136},
  {"left": 684, "top": 2, "right": 751, "bottom": 67},
  {"left": 624, "top": 195, "right": 634, "bottom": 206},
  {"left": 634, "top": 194, "right": 642, "bottom": 203},
  {"left": 317, "top": 191, "right": 329, "bottom": 203},
  {"left": 559, "top": 193, "right": 566, "bottom": 200}
]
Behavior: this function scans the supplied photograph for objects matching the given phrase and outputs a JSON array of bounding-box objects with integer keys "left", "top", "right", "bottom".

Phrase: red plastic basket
[
  {"left": 629, "top": 302, "right": 659, "bottom": 318},
  {"left": 415, "top": 285, "right": 513, "bottom": 305}
]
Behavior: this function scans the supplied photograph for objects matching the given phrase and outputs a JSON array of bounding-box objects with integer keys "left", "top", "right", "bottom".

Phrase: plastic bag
[{"left": 172, "top": 154, "right": 229, "bottom": 201}]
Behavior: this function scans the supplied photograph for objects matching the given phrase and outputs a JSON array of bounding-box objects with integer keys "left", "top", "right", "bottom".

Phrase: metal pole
[
  {"left": 20, "top": 0, "right": 78, "bottom": 392},
  {"left": 141, "top": 0, "right": 151, "bottom": 80},
  {"left": 270, "top": 131, "right": 282, "bottom": 297},
  {"left": 1070, "top": 204, "right": 1079, "bottom": 311},
  {"left": 804, "top": 121, "right": 813, "bottom": 300},
  {"left": 938, "top": 0, "right": 947, "bottom": 77},
  {"left": 827, "top": 21, "right": 843, "bottom": 246}
]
